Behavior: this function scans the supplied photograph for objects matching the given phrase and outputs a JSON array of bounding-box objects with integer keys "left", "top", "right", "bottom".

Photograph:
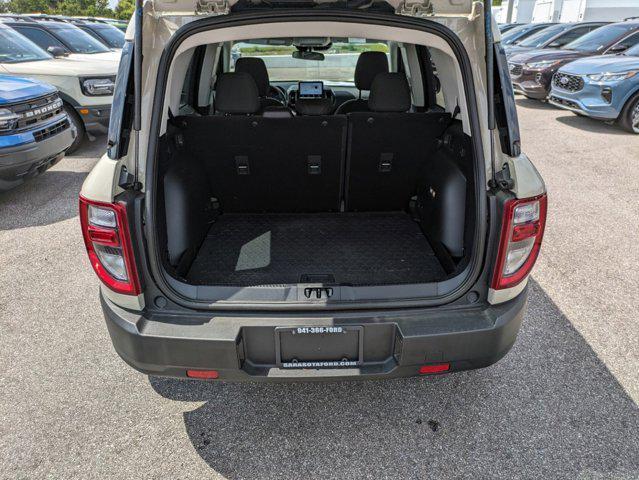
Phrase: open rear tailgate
[{"left": 151, "top": 0, "right": 475, "bottom": 16}]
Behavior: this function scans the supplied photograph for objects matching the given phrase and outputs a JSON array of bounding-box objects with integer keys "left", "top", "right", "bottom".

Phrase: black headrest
[
  {"left": 354, "top": 51, "right": 389, "bottom": 91},
  {"left": 215, "top": 72, "right": 260, "bottom": 115},
  {"left": 235, "top": 57, "right": 270, "bottom": 97},
  {"left": 368, "top": 73, "right": 411, "bottom": 113}
]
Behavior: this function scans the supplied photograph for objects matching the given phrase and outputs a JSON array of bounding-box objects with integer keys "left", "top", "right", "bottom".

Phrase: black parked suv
[{"left": 64, "top": 17, "right": 125, "bottom": 49}]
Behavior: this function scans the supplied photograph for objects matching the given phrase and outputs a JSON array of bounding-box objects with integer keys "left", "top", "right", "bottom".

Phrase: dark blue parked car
[
  {"left": 0, "top": 75, "right": 76, "bottom": 191},
  {"left": 550, "top": 43, "right": 639, "bottom": 134},
  {"left": 501, "top": 23, "right": 557, "bottom": 46}
]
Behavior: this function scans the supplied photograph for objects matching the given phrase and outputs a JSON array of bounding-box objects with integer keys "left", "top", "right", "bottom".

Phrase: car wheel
[
  {"left": 63, "top": 105, "right": 85, "bottom": 154},
  {"left": 619, "top": 92, "right": 639, "bottom": 134}
]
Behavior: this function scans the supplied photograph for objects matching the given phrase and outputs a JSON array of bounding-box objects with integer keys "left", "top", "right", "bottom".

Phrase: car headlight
[
  {"left": 587, "top": 71, "right": 638, "bottom": 83},
  {"left": 80, "top": 77, "right": 116, "bottom": 96},
  {"left": 525, "top": 60, "right": 560, "bottom": 70},
  {"left": 0, "top": 108, "right": 19, "bottom": 132}
]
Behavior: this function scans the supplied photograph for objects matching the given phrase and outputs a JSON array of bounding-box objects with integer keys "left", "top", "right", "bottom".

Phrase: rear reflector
[
  {"left": 186, "top": 369, "right": 219, "bottom": 379},
  {"left": 419, "top": 363, "right": 450, "bottom": 374},
  {"left": 492, "top": 194, "right": 547, "bottom": 290}
]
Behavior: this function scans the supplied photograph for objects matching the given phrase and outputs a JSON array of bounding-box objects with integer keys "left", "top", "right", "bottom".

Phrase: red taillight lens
[
  {"left": 79, "top": 195, "right": 141, "bottom": 295},
  {"left": 492, "top": 194, "right": 547, "bottom": 290}
]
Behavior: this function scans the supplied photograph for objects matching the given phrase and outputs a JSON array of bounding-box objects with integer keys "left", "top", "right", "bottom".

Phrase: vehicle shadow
[
  {"left": 149, "top": 280, "right": 639, "bottom": 479},
  {"left": 554, "top": 114, "right": 629, "bottom": 136},
  {"left": 0, "top": 137, "right": 104, "bottom": 230},
  {"left": 68, "top": 135, "right": 109, "bottom": 158},
  {"left": 514, "top": 97, "right": 556, "bottom": 110}
]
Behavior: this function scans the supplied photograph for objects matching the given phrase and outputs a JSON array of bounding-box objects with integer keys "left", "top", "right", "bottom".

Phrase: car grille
[
  {"left": 33, "top": 118, "right": 70, "bottom": 142},
  {"left": 549, "top": 95, "right": 581, "bottom": 111},
  {"left": 6, "top": 93, "right": 65, "bottom": 132},
  {"left": 509, "top": 63, "right": 523, "bottom": 77},
  {"left": 553, "top": 73, "right": 584, "bottom": 92}
]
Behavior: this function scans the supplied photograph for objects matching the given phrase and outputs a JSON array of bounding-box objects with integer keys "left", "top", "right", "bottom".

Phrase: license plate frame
[{"left": 274, "top": 326, "right": 364, "bottom": 369}]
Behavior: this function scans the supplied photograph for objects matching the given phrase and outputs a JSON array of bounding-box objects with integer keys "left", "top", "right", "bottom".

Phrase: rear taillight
[
  {"left": 79, "top": 196, "right": 141, "bottom": 295},
  {"left": 491, "top": 194, "right": 547, "bottom": 290}
]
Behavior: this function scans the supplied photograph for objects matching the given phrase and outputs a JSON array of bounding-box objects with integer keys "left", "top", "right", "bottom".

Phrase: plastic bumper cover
[
  {"left": 76, "top": 105, "right": 111, "bottom": 133},
  {"left": 512, "top": 76, "right": 550, "bottom": 99},
  {"left": 0, "top": 121, "right": 76, "bottom": 190},
  {"left": 101, "top": 286, "right": 529, "bottom": 382},
  {"left": 549, "top": 83, "right": 621, "bottom": 120}
]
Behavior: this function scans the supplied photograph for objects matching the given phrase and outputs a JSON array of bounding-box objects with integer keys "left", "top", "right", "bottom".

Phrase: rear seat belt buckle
[
  {"left": 308, "top": 155, "right": 322, "bottom": 175},
  {"left": 379, "top": 153, "right": 393, "bottom": 173},
  {"left": 235, "top": 156, "right": 250, "bottom": 175}
]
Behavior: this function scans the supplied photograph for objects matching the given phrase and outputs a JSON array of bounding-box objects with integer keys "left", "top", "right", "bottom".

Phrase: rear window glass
[
  {"left": 518, "top": 24, "right": 568, "bottom": 48},
  {"left": 91, "top": 25, "right": 125, "bottom": 49},
  {"left": 13, "top": 26, "right": 66, "bottom": 52},
  {"left": 48, "top": 25, "right": 110, "bottom": 54},
  {"left": 625, "top": 43, "right": 639, "bottom": 56},
  {"left": 231, "top": 38, "right": 389, "bottom": 83},
  {"left": 501, "top": 24, "right": 552, "bottom": 45}
]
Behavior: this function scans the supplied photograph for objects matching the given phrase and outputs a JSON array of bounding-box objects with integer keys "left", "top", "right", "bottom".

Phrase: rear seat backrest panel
[
  {"left": 345, "top": 112, "right": 451, "bottom": 211},
  {"left": 176, "top": 115, "right": 347, "bottom": 213}
]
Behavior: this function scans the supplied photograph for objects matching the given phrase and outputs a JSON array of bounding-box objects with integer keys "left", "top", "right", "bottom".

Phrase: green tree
[
  {"left": 55, "top": 0, "right": 112, "bottom": 16},
  {"left": 4, "top": 0, "right": 55, "bottom": 14},
  {"left": 114, "top": 0, "right": 133, "bottom": 20},
  {"left": 3, "top": 0, "right": 114, "bottom": 16}
]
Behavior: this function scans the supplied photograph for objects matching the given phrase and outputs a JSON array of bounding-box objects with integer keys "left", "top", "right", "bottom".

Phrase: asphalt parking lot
[{"left": 1, "top": 100, "right": 638, "bottom": 479}]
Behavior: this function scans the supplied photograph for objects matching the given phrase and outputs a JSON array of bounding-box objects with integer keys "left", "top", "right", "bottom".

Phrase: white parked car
[
  {"left": 0, "top": 23, "right": 117, "bottom": 152},
  {"left": 80, "top": 0, "right": 547, "bottom": 382}
]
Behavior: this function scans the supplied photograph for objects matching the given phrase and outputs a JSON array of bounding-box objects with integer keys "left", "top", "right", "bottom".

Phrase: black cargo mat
[{"left": 186, "top": 212, "right": 446, "bottom": 286}]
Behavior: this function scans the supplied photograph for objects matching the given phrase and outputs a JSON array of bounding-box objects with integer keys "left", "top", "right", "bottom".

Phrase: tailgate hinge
[
  {"left": 118, "top": 165, "right": 142, "bottom": 191},
  {"left": 396, "top": 0, "right": 433, "bottom": 17},
  {"left": 195, "top": 0, "right": 229, "bottom": 15},
  {"left": 488, "top": 162, "right": 515, "bottom": 191}
]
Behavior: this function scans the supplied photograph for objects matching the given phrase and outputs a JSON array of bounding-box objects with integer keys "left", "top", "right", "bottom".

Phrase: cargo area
[
  {"left": 186, "top": 212, "right": 446, "bottom": 286},
  {"left": 157, "top": 115, "right": 475, "bottom": 290},
  {"left": 150, "top": 35, "right": 480, "bottom": 300}
]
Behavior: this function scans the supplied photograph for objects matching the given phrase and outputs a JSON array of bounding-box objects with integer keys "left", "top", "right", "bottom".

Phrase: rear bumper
[
  {"left": 101, "top": 287, "right": 528, "bottom": 381},
  {"left": 0, "top": 120, "right": 76, "bottom": 190}
]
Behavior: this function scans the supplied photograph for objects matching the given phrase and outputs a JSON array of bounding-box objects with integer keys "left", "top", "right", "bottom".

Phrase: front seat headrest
[
  {"left": 235, "top": 57, "right": 270, "bottom": 97},
  {"left": 215, "top": 72, "right": 260, "bottom": 115},
  {"left": 354, "top": 51, "right": 389, "bottom": 91},
  {"left": 368, "top": 73, "right": 412, "bottom": 113}
]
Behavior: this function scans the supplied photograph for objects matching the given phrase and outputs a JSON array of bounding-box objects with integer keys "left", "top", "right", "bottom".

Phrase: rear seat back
[
  {"left": 174, "top": 72, "right": 451, "bottom": 214},
  {"left": 178, "top": 115, "right": 347, "bottom": 213},
  {"left": 176, "top": 71, "right": 346, "bottom": 213},
  {"left": 345, "top": 73, "right": 451, "bottom": 211}
]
